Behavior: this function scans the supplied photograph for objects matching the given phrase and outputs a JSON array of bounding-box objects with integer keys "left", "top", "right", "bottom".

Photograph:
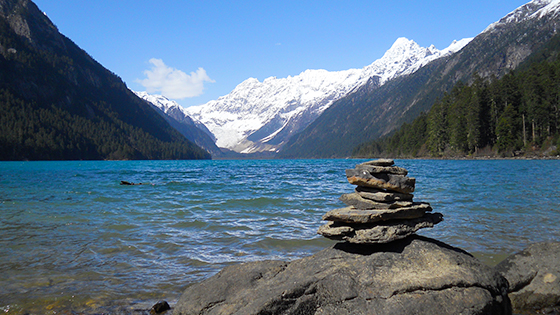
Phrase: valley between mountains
[
  {"left": 137, "top": 0, "right": 560, "bottom": 159},
  {"left": 2, "top": 0, "right": 560, "bottom": 160}
]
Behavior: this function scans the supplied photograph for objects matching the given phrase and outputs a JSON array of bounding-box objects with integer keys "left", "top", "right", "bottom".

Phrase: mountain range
[
  {"left": 279, "top": 0, "right": 560, "bottom": 158},
  {"left": 181, "top": 38, "right": 471, "bottom": 154},
  {"left": 3, "top": 0, "right": 560, "bottom": 160},
  {"left": 133, "top": 91, "right": 222, "bottom": 156},
  {"left": 138, "top": 0, "right": 560, "bottom": 159}
]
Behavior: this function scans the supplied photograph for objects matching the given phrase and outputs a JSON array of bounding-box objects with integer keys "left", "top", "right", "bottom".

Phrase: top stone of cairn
[{"left": 358, "top": 158, "right": 395, "bottom": 167}]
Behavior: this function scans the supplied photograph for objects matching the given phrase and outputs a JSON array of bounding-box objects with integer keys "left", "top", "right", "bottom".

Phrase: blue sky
[{"left": 33, "top": 0, "right": 529, "bottom": 108}]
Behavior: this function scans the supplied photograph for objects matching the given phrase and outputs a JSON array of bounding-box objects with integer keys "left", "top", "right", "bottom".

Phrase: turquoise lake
[{"left": 1, "top": 159, "right": 559, "bottom": 314}]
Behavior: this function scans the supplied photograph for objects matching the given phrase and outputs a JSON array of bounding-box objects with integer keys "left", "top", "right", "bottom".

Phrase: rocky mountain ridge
[
  {"left": 133, "top": 91, "right": 221, "bottom": 155},
  {"left": 484, "top": 0, "right": 560, "bottom": 32},
  {"left": 182, "top": 37, "right": 471, "bottom": 154}
]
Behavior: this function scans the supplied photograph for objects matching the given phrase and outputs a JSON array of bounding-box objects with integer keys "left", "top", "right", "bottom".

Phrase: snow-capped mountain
[
  {"left": 484, "top": 0, "right": 560, "bottom": 33},
  {"left": 134, "top": 91, "right": 221, "bottom": 155},
  {"left": 134, "top": 91, "right": 214, "bottom": 139},
  {"left": 185, "top": 37, "right": 471, "bottom": 154},
  {"left": 279, "top": 0, "right": 560, "bottom": 158}
]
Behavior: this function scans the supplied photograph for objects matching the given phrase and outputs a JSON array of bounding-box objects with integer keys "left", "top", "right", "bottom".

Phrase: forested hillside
[
  {"left": 0, "top": 0, "right": 210, "bottom": 160},
  {"left": 354, "top": 35, "right": 560, "bottom": 158}
]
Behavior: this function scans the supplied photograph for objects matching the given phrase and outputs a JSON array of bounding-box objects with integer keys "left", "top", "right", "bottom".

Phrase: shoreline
[{"left": 0, "top": 246, "right": 522, "bottom": 315}]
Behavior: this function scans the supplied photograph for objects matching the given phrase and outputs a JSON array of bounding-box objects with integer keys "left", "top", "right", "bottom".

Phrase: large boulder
[
  {"left": 495, "top": 242, "right": 560, "bottom": 313},
  {"left": 175, "top": 236, "right": 511, "bottom": 315}
]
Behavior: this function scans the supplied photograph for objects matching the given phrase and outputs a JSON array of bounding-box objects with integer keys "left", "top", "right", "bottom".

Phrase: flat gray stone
[
  {"left": 358, "top": 159, "right": 395, "bottom": 166},
  {"left": 340, "top": 193, "right": 414, "bottom": 209},
  {"left": 174, "top": 235, "right": 510, "bottom": 315},
  {"left": 318, "top": 213, "right": 444, "bottom": 244},
  {"left": 355, "top": 164, "right": 408, "bottom": 176},
  {"left": 355, "top": 186, "right": 414, "bottom": 202},
  {"left": 322, "top": 203, "right": 432, "bottom": 224},
  {"left": 346, "top": 169, "right": 415, "bottom": 194}
]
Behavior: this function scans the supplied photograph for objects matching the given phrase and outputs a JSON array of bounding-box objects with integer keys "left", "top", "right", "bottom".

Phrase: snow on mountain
[
  {"left": 137, "top": 38, "right": 472, "bottom": 154},
  {"left": 134, "top": 91, "right": 214, "bottom": 139},
  {"left": 135, "top": 91, "right": 183, "bottom": 116},
  {"left": 133, "top": 90, "right": 221, "bottom": 158},
  {"left": 484, "top": 0, "right": 560, "bottom": 33},
  {"left": 185, "top": 37, "right": 471, "bottom": 154}
]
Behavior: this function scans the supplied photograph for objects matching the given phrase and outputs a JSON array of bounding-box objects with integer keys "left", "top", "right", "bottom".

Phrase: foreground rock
[
  {"left": 495, "top": 242, "right": 560, "bottom": 313},
  {"left": 175, "top": 236, "right": 510, "bottom": 315}
]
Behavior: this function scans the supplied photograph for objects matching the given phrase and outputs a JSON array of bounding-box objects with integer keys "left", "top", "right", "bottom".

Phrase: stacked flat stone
[{"left": 318, "top": 159, "right": 443, "bottom": 244}]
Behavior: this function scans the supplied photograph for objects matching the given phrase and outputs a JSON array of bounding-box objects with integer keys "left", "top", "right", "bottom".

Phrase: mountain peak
[
  {"left": 366, "top": 37, "right": 470, "bottom": 85},
  {"left": 185, "top": 36, "right": 470, "bottom": 153}
]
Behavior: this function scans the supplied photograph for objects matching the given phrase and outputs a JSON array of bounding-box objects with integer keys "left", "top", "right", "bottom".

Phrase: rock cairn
[{"left": 318, "top": 159, "right": 443, "bottom": 244}]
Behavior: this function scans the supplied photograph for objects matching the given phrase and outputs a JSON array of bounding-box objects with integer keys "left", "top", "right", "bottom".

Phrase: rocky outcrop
[
  {"left": 495, "top": 242, "right": 560, "bottom": 313},
  {"left": 318, "top": 159, "right": 443, "bottom": 244},
  {"left": 174, "top": 236, "right": 511, "bottom": 315}
]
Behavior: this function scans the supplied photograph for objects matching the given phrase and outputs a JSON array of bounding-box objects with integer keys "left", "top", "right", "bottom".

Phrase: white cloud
[{"left": 137, "top": 58, "right": 214, "bottom": 99}]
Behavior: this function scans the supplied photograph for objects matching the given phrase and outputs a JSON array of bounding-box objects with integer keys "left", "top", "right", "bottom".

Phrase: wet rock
[
  {"left": 174, "top": 236, "right": 511, "bottom": 315},
  {"left": 495, "top": 242, "right": 560, "bottom": 313},
  {"left": 150, "top": 301, "right": 171, "bottom": 314}
]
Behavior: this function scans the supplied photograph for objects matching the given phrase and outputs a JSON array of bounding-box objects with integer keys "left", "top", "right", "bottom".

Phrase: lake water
[{"left": 1, "top": 159, "right": 559, "bottom": 314}]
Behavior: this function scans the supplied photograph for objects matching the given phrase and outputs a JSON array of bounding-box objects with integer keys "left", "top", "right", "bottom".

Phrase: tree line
[
  {"left": 0, "top": 89, "right": 211, "bottom": 160},
  {"left": 354, "top": 54, "right": 560, "bottom": 158}
]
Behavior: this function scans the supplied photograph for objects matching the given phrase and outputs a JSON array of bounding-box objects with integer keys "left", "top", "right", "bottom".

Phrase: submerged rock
[
  {"left": 174, "top": 236, "right": 511, "bottom": 315},
  {"left": 495, "top": 242, "right": 560, "bottom": 313},
  {"left": 150, "top": 301, "right": 171, "bottom": 314}
]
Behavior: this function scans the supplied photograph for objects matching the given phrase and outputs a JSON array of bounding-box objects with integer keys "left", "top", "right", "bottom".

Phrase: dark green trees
[
  {"left": 0, "top": 0, "right": 210, "bottom": 160},
  {"left": 355, "top": 57, "right": 560, "bottom": 158}
]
